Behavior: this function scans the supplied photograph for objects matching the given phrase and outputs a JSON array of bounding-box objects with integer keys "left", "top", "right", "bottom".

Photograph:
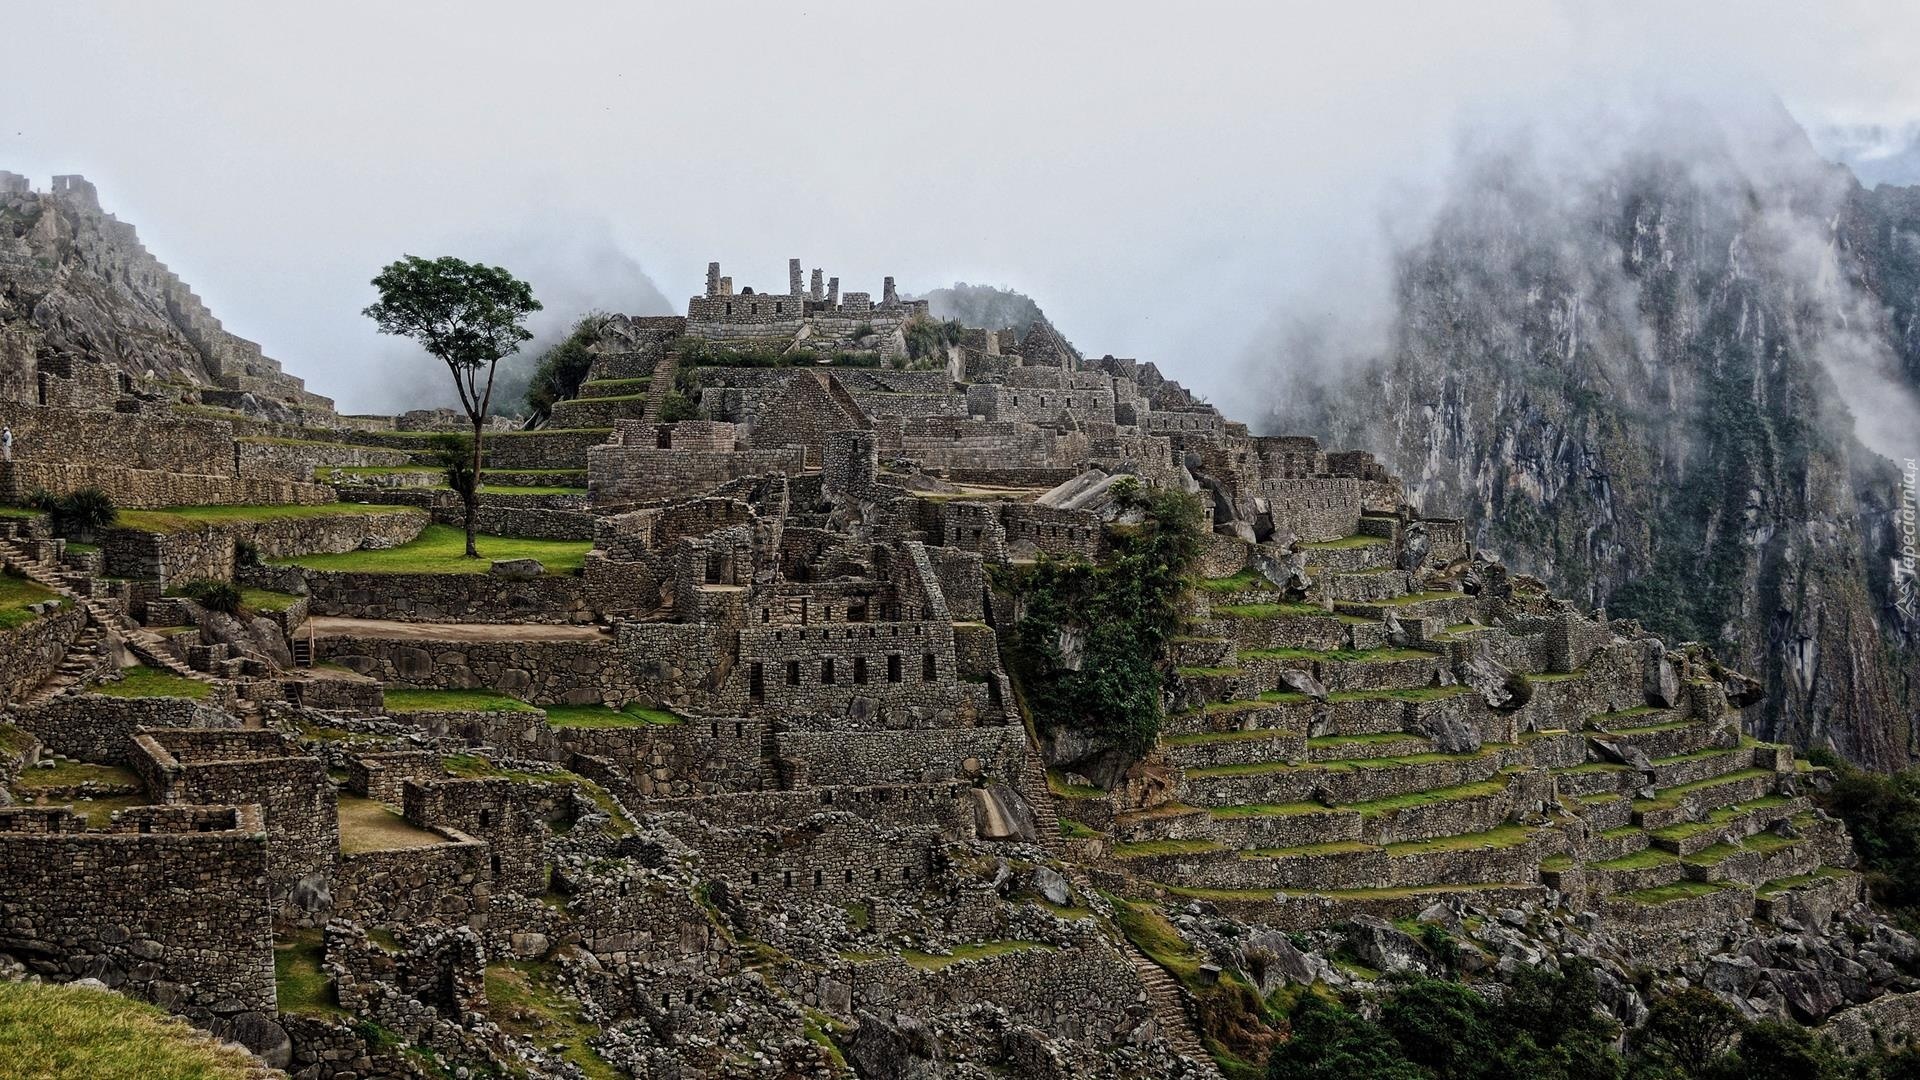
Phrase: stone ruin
[{"left": 0, "top": 220, "right": 1912, "bottom": 1078}]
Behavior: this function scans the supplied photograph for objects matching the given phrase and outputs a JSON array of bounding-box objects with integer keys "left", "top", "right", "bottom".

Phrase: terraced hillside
[{"left": 1059, "top": 513, "right": 1858, "bottom": 945}]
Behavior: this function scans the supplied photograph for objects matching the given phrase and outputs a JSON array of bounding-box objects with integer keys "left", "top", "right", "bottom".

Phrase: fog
[{"left": 5, "top": 1, "right": 1920, "bottom": 417}]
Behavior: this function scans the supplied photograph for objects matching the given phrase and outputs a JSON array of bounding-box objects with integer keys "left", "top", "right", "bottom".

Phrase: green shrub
[
  {"left": 1810, "top": 752, "right": 1920, "bottom": 929},
  {"left": 657, "top": 391, "right": 699, "bottom": 424},
  {"left": 29, "top": 487, "right": 118, "bottom": 542},
  {"left": 430, "top": 432, "right": 478, "bottom": 501},
  {"left": 1000, "top": 481, "right": 1204, "bottom": 755},
  {"left": 903, "top": 315, "right": 965, "bottom": 360},
  {"left": 178, "top": 579, "right": 243, "bottom": 615},
  {"left": 521, "top": 312, "right": 610, "bottom": 423}
]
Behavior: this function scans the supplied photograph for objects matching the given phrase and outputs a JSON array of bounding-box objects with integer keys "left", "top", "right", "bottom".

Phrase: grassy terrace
[
  {"left": 0, "top": 570, "right": 63, "bottom": 630},
  {"left": 1243, "top": 839, "right": 1372, "bottom": 859},
  {"left": 1617, "top": 881, "right": 1731, "bottom": 905},
  {"left": 1590, "top": 848, "right": 1677, "bottom": 871},
  {"left": 1212, "top": 601, "right": 1330, "bottom": 618},
  {"left": 544, "top": 703, "right": 681, "bottom": 728},
  {"left": 1112, "top": 838, "right": 1224, "bottom": 858},
  {"left": 1164, "top": 728, "right": 1299, "bottom": 746},
  {"left": 898, "top": 941, "right": 1053, "bottom": 970},
  {"left": 92, "top": 666, "right": 211, "bottom": 700},
  {"left": 380, "top": 689, "right": 681, "bottom": 727},
  {"left": 1362, "top": 589, "right": 1464, "bottom": 607},
  {"left": 337, "top": 795, "right": 448, "bottom": 854},
  {"left": 1592, "top": 704, "right": 1661, "bottom": 725},
  {"left": 1383, "top": 822, "right": 1534, "bottom": 855},
  {"left": 271, "top": 524, "right": 588, "bottom": 575},
  {"left": 1756, "top": 867, "right": 1852, "bottom": 899},
  {"left": 1299, "top": 535, "right": 1388, "bottom": 549},
  {"left": 1646, "top": 795, "right": 1792, "bottom": 843},
  {"left": 1187, "top": 745, "right": 1504, "bottom": 779},
  {"left": 115, "top": 502, "right": 416, "bottom": 534},
  {"left": 1195, "top": 568, "right": 1268, "bottom": 592},
  {"left": 383, "top": 688, "right": 537, "bottom": 712},
  {"left": 1631, "top": 769, "right": 1775, "bottom": 813},
  {"left": 0, "top": 979, "right": 265, "bottom": 1079},
  {"left": 440, "top": 754, "right": 631, "bottom": 835},
  {"left": 486, "top": 960, "right": 619, "bottom": 1079},
  {"left": 1238, "top": 646, "right": 1434, "bottom": 663}
]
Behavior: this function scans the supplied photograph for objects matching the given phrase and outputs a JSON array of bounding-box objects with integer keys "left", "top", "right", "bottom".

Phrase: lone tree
[{"left": 362, "top": 256, "right": 541, "bottom": 557}]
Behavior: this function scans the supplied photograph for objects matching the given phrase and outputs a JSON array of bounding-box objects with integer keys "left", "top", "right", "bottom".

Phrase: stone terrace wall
[
  {"left": 777, "top": 728, "right": 1023, "bottom": 788},
  {"left": 0, "top": 401, "right": 232, "bottom": 475},
  {"left": 0, "top": 602, "right": 84, "bottom": 708},
  {"left": 587, "top": 444, "right": 806, "bottom": 506},
  {"left": 132, "top": 729, "right": 338, "bottom": 899},
  {"left": 844, "top": 939, "right": 1141, "bottom": 1041},
  {"left": 0, "top": 460, "right": 335, "bottom": 510},
  {"left": 272, "top": 568, "right": 595, "bottom": 625},
  {"left": 331, "top": 830, "right": 490, "bottom": 930},
  {"left": 728, "top": 619, "right": 961, "bottom": 721},
  {"left": 647, "top": 783, "right": 977, "bottom": 833},
  {"left": 14, "top": 693, "right": 238, "bottom": 763},
  {"left": 319, "top": 634, "right": 632, "bottom": 706},
  {"left": 105, "top": 507, "right": 425, "bottom": 583},
  {"left": 403, "top": 778, "right": 568, "bottom": 894},
  {"left": 0, "top": 804, "right": 275, "bottom": 1018}
]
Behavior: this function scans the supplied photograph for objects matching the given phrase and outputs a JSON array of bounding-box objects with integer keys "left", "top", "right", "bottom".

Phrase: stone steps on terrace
[{"left": 640, "top": 354, "right": 679, "bottom": 423}]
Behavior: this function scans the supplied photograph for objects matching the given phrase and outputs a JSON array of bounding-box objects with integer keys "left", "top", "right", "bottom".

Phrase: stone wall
[
  {"left": 403, "top": 777, "right": 569, "bottom": 895},
  {"left": 269, "top": 567, "right": 595, "bottom": 624},
  {"left": 331, "top": 829, "right": 490, "bottom": 930},
  {"left": 776, "top": 728, "right": 1023, "bottom": 788},
  {"left": 728, "top": 619, "right": 961, "bottom": 721},
  {"left": 105, "top": 507, "right": 426, "bottom": 583},
  {"left": 587, "top": 443, "right": 806, "bottom": 506},
  {"left": 1260, "top": 477, "right": 1363, "bottom": 543},
  {"left": 131, "top": 729, "right": 338, "bottom": 902},
  {"left": 0, "top": 602, "right": 84, "bottom": 708},
  {"left": 0, "top": 804, "right": 275, "bottom": 1019},
  {"left": 13, "top": 693, "right": 238, "bottom": 763},
  {"left": 317, "top": 633, "right": 632, "bottom": 706}
]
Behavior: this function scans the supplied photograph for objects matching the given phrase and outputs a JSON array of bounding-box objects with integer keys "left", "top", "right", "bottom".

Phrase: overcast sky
[{"left": 6, "top": 1, "right": 1920, "bottom": 413}]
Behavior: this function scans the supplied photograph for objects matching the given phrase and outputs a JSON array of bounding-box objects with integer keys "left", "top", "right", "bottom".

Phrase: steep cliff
[
  {"left": 1260, "top": 109, "right": 1920, "bottom": 768},
  {"left": 0, "top": 172, "right": 328, "bottom": 414}
]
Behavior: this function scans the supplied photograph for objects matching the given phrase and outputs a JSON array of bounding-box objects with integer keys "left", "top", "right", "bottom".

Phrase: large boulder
[{"left": 489, "top": 558, "right": 545, "bottom": 580}]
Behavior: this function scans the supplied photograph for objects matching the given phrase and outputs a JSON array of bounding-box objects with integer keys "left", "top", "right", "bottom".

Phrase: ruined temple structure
[{"left": 0, "top": 227, "right": 1910, "bottom": 1079}]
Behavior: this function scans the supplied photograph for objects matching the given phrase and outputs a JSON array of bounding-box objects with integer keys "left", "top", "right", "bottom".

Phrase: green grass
[
  {"left": 1348, "top": 777, "right": 1512, "bottom": 815},
  {"left": 542, "top": 703, "right": 682, "bottom": 728},
  {"left": 91, "top": 666, "right": 210, "bottom": 700},
  {"left": 115, "top": 503, "right": 416, "bottom": 534},
  {"left": 1367, "top": 590, "right": 1463, "bottom": 607},
  {"left": 1244, "top": 839, "right": 1373, "bottom": 859},
  {"left": 1756, "top": 867, "right": 1852, "bottom": 899},
  {"left": 580, "top": 378, "right": 650, "bottom": 392},
  {"left": 1239, "top": 646, "right": 1433, "bottom": 663},
  {"left": 1187, "top": 747, "right": 1493, "bottom": 779},
  {"left": 1528, "top": 670, "right": 1587, "bottom": 683},
  {"left": 1327, "top": 685, "right": 1471, "bottom": 703},
  {"left": 440, "top": 755, "right": 631, "bottom": 836},
  {"left": 1111, "top": 838, "right": 1223, "bottom": 859},
  {"left": 1300, "top": 535, "right": 1388, "bottom": 550},
  {"left": 11, "top": 762, "right": 140, "bottom": 791},
  {"left": 1618, "top": 881, "right": 1729, "bottom": 905},
  {"left": 0, "top": 570, "right": 63, "bottom": 630},
  {"left": 0, "top": 980, "right": 266, "bottom": 1078},
  {"left": 1213, "top": 602, "right": 1329, "bottom": 619},
  {"left": 1195, "top": 569, "right": 1267, "bottom": 592},
  {"left": 1383, "top": 823, "right": 1533, "bottom": 855},
  {"left": 275, "top": 930, "right": 345, "bottom": 1017},
  {"left": 1632, "top": 769, "right": 1775, "bottom": 813},
  {"left": 485, "top": 961, "right": 619, "bottom": 1079},
  {"left": 383, "top": 688, "right": 538, "bottom": 713},
  {"left": 1164, "top": 728, "right": 1297, "bottom": 746},
  {"left": 271, "top": 523, "right": 588, "bottom": 575},
  {"left": 1059, "top": 818, "right": 1099, "bottom": 839},
  {"left": 898, "top": 940, "right": 1051, "bottom": 970},
  {"left": 1047, "top": 769, "right": 1104, "bottom": 798},
  {"left": 1646, "top": 795, "right": 1792, "bottom": 842},
  {"left": 1591, "top": 848, "right": 1677, "bottom": 871}
]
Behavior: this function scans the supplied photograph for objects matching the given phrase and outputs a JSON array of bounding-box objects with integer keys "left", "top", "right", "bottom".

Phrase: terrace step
[
  {"left": 1177, "top": 744, "right": 1522, "bottom": 810},
  {"left": 1324, "top": 569, "right": 1412, "bottom": 604},
  {"left": 1162, "top": 729, "right": 1306, "bottom": 770},
  {"left": 1632, "top": 770, "right": 1783, "bottom": 830}
]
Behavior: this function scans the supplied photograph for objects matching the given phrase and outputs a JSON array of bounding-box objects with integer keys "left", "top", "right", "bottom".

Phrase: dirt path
[{"left": 306, "top": 616, "right": 613, "bottom": 643}]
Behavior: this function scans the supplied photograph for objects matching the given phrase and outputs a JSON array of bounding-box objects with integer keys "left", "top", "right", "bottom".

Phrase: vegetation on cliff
[
  {"left": 520, "top": 312, "right": 610, "bottom": 424},
  {"left": 1001, "top": 479, "right": 1205, "bottom": 757},
  {"left": 1813, "top": 754, "right": 1920, "bottom": 930}
]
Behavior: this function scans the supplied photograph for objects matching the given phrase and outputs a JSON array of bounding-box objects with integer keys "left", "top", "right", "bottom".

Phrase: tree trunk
[{"left": 466, "top": 417, "right": 484, "bottom": 558}]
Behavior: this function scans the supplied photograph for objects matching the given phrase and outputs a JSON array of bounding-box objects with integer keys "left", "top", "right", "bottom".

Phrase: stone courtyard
[{"left": 1, "top": 176, "right": 1916, "bottom": 1079}]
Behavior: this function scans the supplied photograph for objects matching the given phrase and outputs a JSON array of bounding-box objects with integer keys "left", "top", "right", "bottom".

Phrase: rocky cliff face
[
  {"left": 0, "top": 172, "right": 327, "bottom": 414},
  {"left": 1260, "top": 110, "right": 1920, "bottom": 768}
]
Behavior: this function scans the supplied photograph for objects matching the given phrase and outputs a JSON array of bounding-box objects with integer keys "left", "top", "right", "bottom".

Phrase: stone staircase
[
  {"left": 640, "top": 353, "right": 679, "bottom": 423},
  {"left": 0, "top": 534, "right": 223, "bottom": 696}
]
